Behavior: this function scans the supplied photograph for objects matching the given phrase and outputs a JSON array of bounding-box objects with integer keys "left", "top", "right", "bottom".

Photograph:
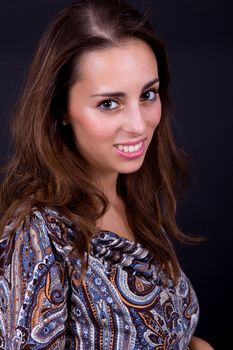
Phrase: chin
[{"left": 117, "top": 161, "right": 144, "bottom": 175}]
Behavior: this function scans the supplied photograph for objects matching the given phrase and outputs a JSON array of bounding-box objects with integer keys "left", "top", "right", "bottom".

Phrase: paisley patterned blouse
[{"left": 0, "top": 208, "right": 199, "bottom": 349}]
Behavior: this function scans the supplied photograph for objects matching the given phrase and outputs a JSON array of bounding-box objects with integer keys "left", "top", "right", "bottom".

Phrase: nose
[{"left": 123, "top": 103, "right": 146, "bottom": 135}]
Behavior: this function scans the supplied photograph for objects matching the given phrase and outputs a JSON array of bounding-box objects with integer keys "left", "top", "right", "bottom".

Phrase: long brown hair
[{"left": 0, "top": 0, "right": 198, "bottom": 282}]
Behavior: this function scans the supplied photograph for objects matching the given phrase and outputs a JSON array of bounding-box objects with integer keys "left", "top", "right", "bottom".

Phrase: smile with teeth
[{"left": 115, "top": 141, "right": 143, "bottom": 153}]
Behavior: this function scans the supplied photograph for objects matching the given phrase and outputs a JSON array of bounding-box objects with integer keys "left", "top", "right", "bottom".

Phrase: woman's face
[{"left": 67, "top": 39, "right": 161, "bottom": 181}]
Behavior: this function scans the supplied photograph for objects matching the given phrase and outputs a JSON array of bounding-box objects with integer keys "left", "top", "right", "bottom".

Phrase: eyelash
[
  {"left": 97, "top": 88, "right": 159, "bottom": 111},
  {"left": 140, "top": 88, "right": 159, "bottom": 102}
]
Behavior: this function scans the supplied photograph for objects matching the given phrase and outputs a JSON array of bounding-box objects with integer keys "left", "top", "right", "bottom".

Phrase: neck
[
  {"left": 96, "top": 172, "right": 119, "bottom": 203},
  {"left": 94, "top": 173, "right": 134, "bottom": 241}
]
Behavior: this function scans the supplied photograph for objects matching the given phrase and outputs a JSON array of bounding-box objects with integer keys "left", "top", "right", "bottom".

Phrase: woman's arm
[
  {"left": 0, "top": 212, "right": 69, "bottom": 349},
  {"left": 189, "top": 335, "right": 215, "bottom": 350}
]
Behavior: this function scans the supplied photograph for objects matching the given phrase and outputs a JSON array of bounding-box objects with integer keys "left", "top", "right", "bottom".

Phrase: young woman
[{"left": 0, "top": 0, "right": 214, "bottom": 349}]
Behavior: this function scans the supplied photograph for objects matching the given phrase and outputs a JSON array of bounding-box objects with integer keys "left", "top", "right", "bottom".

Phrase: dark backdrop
[{"left": 0, "top": 1, "right": 232, "bottom": 349}]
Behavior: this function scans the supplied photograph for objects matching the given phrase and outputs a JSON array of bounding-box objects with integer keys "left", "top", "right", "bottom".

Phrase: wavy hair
[{"left": 0, "top": 0, "right": 198, "bottom": 282}]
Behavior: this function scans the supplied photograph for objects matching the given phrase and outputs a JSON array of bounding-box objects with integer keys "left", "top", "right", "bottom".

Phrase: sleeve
[{"left": 0, "top": 212, "right": 70, "bottom": 349}]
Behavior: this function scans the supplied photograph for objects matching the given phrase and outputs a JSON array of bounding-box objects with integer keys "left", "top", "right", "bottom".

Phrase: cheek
[
  {"left": 70, "top": 112, "right": 118, "bottom": 144},
  {"left": 149, "top": 101, "right": 162, "bottom": 128}
]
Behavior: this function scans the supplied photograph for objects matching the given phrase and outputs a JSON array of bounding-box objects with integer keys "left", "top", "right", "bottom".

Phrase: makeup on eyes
[
  {"left": 140, "top": 87, "right": 159, "bottom": 101},
  {"left": 96, "top": 85, "right": 160, "bottom": 111}
]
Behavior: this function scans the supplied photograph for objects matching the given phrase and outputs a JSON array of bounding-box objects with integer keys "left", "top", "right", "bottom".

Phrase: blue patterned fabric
[{"left": 0, "top": 208, "right": 199, "bottom": 349}]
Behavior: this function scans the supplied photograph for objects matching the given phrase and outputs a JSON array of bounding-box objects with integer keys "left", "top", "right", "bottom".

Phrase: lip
[
  {"left": 114, "top": 138, "right": 146, "bottom": 147},
  {"left": 114, "top": 139, "right": 145, "bottom": 159}
]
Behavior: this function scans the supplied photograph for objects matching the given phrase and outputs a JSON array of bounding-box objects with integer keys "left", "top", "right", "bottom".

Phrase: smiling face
[{"left": 67, "top": 39, "right": 161, "bottom": 183}]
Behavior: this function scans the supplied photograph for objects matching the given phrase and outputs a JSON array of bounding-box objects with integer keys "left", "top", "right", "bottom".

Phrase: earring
[{"left": 62, "top": 120, "right": 69, "bottom": 126}]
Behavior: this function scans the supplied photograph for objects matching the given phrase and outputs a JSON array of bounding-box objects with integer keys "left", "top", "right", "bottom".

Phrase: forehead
[{"left": 75, "top": 39, "right": 158, "bottom": 86}]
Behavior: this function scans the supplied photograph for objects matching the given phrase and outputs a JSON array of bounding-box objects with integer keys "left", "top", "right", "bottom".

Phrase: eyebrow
[{"left": 90, "top": 78, "right": 160, "bottom": 98}]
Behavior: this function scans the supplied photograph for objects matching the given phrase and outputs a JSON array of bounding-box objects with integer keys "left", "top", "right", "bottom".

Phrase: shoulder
[
  {"left": 4, "top": 206, "right": 74, "bottom": 240},
  {"left": 0, "top": 207, "right": 77, "bottom": 272},
  {"left": 31, "top": 207, "right": 76, "bottom": 249}
]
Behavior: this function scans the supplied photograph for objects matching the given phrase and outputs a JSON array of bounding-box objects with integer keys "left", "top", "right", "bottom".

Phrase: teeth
[{"left": 116, "top": 142, "right": 143, "bottom": 153}]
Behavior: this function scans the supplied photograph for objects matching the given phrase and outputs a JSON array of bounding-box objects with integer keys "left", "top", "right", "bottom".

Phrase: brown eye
[
  {"left": 98, "top": 99, "right": 119, "bottom": 111},
  {"left": 141, "top": 89, "right": 159, "bottom": 102}
]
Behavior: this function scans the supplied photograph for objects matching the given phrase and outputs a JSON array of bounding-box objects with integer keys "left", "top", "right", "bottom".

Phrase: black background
[{"left": 0, "top": 1, "right": 232, "bottom": 349}]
